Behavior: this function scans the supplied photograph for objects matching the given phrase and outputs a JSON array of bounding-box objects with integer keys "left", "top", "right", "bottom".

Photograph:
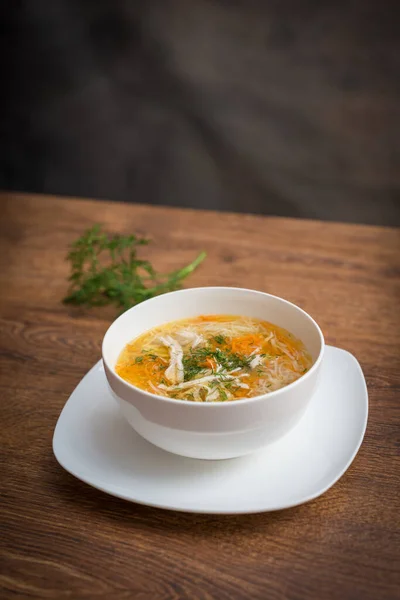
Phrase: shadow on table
[{"left": 48, "top": 456, "right": 315, "bottom": 533}]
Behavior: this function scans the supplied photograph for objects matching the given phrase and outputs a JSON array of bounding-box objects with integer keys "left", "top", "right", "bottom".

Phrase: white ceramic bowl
[{"left": 102, "top": 287, "right": 324, "bottom": 459}]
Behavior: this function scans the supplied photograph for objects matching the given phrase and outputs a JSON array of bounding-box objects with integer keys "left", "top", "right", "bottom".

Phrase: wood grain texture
[{"left": 0, "top": 192, "right": 399, "bottom": 600}]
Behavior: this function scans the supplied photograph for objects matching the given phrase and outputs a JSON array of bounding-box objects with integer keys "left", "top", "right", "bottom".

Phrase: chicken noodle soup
[{"left": 115, "top": 315, "right": 312, "bottom": 402}]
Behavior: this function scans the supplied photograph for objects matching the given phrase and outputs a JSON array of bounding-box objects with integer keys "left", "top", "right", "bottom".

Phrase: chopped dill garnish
[
  {"left": 223, "top": 380, "right": 235, "bottom": 390},
  {"left": 214, "top": 347, "right": 252, "bottom": 371},
  {"left": 182, "top": 352, "right": 208, "bottom": 381},
  {"left": 213, "top": 335, "right": 226, "bottom": 345},
  {"left": 135, "top": 356, "right": 144, "bottom": 363},
  {"left": 182, "top": 345, "right": 251, "bottom": 382},
  {"left": 219, "top": 389, "right": 228, "bottom": 401}
]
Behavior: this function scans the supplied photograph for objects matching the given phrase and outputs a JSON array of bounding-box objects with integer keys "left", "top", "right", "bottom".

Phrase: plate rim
[{"left": 52, "top": 346, "right": 368, "bottom": 514}]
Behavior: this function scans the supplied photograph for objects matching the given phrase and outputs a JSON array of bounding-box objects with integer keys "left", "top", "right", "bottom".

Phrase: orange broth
[{"left": 115, "top": 315, "right": 312, "bottom": 402}]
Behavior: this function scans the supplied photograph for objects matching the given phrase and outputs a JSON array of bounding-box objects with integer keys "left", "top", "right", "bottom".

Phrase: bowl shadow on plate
[
  {"left": 51, "top": 409, "right": 310, "bottom": 530},
  {"left": 84, "top": 409, "right": 262, "bottom": 482}
]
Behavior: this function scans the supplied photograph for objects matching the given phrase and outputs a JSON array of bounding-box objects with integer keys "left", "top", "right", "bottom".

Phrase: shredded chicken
[
  {"left": 174, "top": 329, "right": 204, "bottom": 348},
  {"left": 205, "top": 388, "right": 220, "bottom": 402},
  {"left": 158, "top": 368, "right": 248, "bottom": 392},
  {"left": 158, "top": 373, "right": 227, "bottom": 391},
  {"left": 249, "top": 354, "right": 263, "bottom": 369},
  {"left": 235, "top": 381, "right": 250, "bottom": 389},
  {"left": 158, "top": 335, "right": 184, "bottom": 384},
  {"left": 192, "top": 387, "right": 203, "bottom": 402}
]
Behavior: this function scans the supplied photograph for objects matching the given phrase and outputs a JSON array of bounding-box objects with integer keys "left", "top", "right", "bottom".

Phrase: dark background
[{"left": 1, "top": 0, "right": 399, "bottom": 225}]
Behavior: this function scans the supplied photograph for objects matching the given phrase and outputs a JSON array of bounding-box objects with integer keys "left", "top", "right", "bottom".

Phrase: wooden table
[{"left": 1, "top": 192, "right": 399, "bottom": 600}]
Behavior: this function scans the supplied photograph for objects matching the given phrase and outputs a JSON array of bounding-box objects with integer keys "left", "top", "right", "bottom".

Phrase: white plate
[{"left": 53, "top": 346, "right": 368, "bottom": 514}]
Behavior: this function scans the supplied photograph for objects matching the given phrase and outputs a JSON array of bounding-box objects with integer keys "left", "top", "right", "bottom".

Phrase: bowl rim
[{"left": 102, "top": 286, "right": 325, "bottom": 407}]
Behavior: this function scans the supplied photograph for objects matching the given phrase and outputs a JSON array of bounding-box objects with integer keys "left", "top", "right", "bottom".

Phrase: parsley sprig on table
[{"left": 63, "top": 224, "right": 206, "bottom": 313}]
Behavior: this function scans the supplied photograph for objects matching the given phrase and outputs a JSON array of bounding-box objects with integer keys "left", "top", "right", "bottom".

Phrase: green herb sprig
[{"left": 63, "top": 224, "right": 206, "bottom": 313}]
